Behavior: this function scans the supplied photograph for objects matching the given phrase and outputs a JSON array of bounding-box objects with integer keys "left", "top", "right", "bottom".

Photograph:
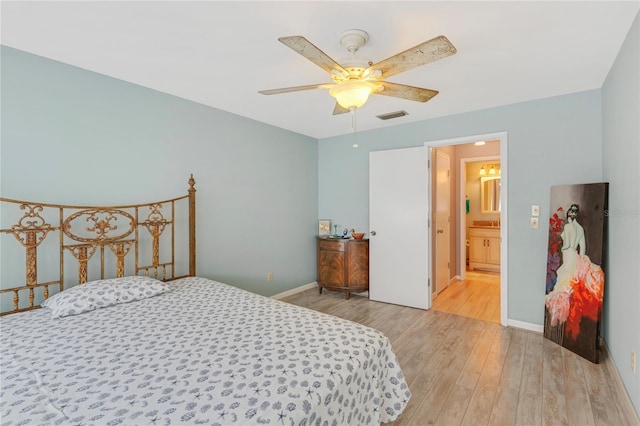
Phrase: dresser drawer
[{"left": 318, "top": 239, "right": 346, "bottom": 252}]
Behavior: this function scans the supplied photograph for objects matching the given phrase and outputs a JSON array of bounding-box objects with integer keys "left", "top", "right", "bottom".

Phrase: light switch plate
[
  {"left": 531, "top": 205, "right": 540, "bottom": 217},
  {"left": 530, "top": 217, "right": 539, "bottom": 229}
]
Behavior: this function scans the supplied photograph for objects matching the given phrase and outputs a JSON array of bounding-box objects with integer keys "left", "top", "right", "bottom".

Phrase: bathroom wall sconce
[{"left": 479, "top": 163, "right": 500, "bottom": 176}]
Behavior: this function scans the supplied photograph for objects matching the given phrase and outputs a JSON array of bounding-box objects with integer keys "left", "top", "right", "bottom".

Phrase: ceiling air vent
[{"left": 376, "top": 110, "right": 409, "bottom": 121}]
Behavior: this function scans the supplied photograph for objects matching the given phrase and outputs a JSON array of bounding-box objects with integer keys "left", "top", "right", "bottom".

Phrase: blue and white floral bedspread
[{"left": 1, "top": 277, "right": 410, "bottom": 425}]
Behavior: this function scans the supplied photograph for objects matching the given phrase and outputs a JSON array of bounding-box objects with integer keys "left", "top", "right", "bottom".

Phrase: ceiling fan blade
[
  {"left": 279, "top": 36, "right": 346, "bottom": 75},
  {"left": 332, "top": 103, "right": 351, "bottom": 115},
  {"left": 368, "top": 35, "right": 456, "bottom": 79},
  {"left": 258, "top": 84, "right": 325, "bottom": 95},
  {"left": 376, "top": 81, "right": 439, "bottom": 102}
]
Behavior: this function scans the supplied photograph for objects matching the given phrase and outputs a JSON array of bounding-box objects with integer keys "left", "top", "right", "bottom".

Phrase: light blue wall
[
  {"left": 1, "top": 19, "right": 638, "bottom": 413},
  {"left": 319, "top": 90, "right": 603, "bottom": 327},
  {"left": 602, "top": 12, "right": 640, "bottom": 415},
  {"left": 0, "top": 46, "right": 318, "bottom": 296}
]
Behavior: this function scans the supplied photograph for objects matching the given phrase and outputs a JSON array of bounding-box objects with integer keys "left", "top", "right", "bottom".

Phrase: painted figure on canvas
[{"left": 544, "top": 184, "right": 608, "bottom": 363}]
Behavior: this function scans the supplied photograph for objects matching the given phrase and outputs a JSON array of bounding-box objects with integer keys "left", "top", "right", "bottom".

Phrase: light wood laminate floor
[
  {"left": 432, "top": 270, "right": 500, "bottom": 324},
  {"left": 281, "top": 288, "right": 639, "bottom": 426}
]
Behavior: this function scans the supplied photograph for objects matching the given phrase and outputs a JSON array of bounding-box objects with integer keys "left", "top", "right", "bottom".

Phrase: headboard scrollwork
[{"left": 0, "top": 175, "right": 197, "bottom": 315}]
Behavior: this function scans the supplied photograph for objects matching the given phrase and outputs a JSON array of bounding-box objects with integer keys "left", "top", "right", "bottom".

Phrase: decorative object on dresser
[
  {"left": 318, "top": 219, "right": 331, "bottom": 236},
  {"left": 316, "top": 237, "right": 369, "bottom": 299},
  {"left": 350, "top": 228, "right": 365, "bottom": 239},
  {"left": 468, "top": 223, "right": 500, "bottom": 272}
]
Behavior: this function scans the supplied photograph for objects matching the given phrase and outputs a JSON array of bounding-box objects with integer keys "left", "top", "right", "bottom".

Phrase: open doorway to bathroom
[
  {"left": 429, "top": 138, "right": 504, "bottom": 325},
  {"left": 431, "top": 270, "right": 500, "bottom": 323}
]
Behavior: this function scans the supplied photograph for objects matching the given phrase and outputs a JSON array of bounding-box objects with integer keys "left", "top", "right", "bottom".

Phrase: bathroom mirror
[{"left": 481, "top": 176, "right": 501, "bottom": 213}]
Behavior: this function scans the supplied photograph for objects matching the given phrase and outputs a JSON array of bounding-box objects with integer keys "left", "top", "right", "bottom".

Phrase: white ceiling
[{"left": 1, "top": 1, "right": 638, "bottom": 139}]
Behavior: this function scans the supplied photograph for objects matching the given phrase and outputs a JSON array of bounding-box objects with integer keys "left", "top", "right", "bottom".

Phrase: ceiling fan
[{"left": 259, "top": 29, "right": 457, "bottom": 115}]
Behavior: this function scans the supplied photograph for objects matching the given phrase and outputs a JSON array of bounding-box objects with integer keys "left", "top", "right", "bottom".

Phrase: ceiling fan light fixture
[
  {"left": 329, "top": 80, "right": 379, "bottom": 109},
  {"left": 261, "top": 32, "right": 457, "bottom": 116}
]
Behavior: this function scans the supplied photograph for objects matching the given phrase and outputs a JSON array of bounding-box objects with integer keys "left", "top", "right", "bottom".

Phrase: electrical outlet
[
  {"left": 632, "top": 352, "right": 637, "bottom": 373},
  {"left": 530, "top": 217, "right": 539, "bottom": 229},
  {"left": 267, "top": 272, "right": 273, "bottom": 282},
  {"left": 531, "top": 204, "right": 540, "bottom": 217}
]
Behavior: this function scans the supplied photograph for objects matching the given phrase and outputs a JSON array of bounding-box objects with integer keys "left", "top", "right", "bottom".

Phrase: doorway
[
  {"left": 432, "top": 270, "right": 500, "bottom": 323},
  {"left": 426, "top": 133, "right": 508, "bottom": 326},
  {"left": 434, "top": 151, "right": 451, "bottom": 295}
]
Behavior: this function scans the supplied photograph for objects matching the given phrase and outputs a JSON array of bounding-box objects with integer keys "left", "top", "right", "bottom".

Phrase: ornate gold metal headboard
[{"left": 0, "top": 175, "right": 196, "bottom": 315}]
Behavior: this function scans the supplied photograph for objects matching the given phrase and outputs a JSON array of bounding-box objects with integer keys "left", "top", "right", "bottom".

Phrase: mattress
[{"left": 1, "top": 277, "right": 410, "bottom": 425}]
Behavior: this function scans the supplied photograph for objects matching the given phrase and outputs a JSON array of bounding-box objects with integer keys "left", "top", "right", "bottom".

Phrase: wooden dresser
[{"left": 316, "top": 237, "right": 369, "bottom": 299}]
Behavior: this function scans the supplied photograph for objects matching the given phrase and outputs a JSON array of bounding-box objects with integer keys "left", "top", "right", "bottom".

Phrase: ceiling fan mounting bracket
[{"left": 340, "top": 29, "right": 369, "bottom": 54}]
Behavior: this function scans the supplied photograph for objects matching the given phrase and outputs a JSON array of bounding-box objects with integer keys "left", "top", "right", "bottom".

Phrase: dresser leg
[
  {"left": 319, "top": 286, "right": 323, "bottom": 294},
  {"left": 344, "top": 291, "right": 350, "bottom": 299}
]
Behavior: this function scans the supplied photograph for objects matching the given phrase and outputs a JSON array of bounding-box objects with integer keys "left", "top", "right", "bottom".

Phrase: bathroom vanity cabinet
[{"left": 468, "top": 227, "right": 501, "bottom": 271}]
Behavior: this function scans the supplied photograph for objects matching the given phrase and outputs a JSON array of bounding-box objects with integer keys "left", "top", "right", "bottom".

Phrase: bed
[{"left": 0, "top": 176, "right": 410, "bottom": 425}]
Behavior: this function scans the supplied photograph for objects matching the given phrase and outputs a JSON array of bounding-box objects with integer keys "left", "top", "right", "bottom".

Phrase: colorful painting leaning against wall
[{"left": 544, "top": 183, "right": 608, "bottom": 363}]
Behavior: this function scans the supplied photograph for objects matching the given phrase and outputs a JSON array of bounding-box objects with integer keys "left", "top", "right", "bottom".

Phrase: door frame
[
  {"left": 424, "top": 131, "right": 508, "bottom": 326},
  {"left": 459, "top": 154, "right": 500, "bottom": 280}
]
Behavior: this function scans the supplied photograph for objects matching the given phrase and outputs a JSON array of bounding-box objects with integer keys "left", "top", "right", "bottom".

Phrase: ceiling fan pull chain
[
  {"left": 351, "top": 108, "right": 357, "bottom": 132},
  {"left": 352, "top": 108, "right": 359, "bottom": 148}
]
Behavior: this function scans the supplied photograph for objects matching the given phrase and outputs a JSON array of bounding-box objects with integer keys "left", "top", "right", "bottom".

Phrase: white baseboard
[
  {"left": 601, "top": 340, "right": 640, "bottom": 423},
  {"left": 507, "top": 319, "right": 544, "bottom": 333},
  {"left": 271, "top": 282, "right": 317, "bottom": 300},
  {"left": 275, "top": 284, "right": 544, "bottom": 333}
]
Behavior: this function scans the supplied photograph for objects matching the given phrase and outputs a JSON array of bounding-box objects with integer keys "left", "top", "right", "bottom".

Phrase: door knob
[{"left": 370, "top": 230, "right": 377, "bottom": 236}]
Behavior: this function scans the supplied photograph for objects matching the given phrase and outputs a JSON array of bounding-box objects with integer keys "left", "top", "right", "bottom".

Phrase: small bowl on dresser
[{"left": 352, "top": 232, "right": 365, "bottom": 240}]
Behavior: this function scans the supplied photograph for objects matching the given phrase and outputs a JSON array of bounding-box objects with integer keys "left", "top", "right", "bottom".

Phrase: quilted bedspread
[{"left": 1, "top": 277, "right": 410, "bottom": 425}]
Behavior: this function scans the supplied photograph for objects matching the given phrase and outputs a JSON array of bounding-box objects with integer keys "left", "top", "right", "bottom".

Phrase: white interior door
[
  {"left": 369, "top": 147, "right": 430, "bottom": 309},
  {"left": 435, "top": 151, "right": 451, "bottom": 294}
]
